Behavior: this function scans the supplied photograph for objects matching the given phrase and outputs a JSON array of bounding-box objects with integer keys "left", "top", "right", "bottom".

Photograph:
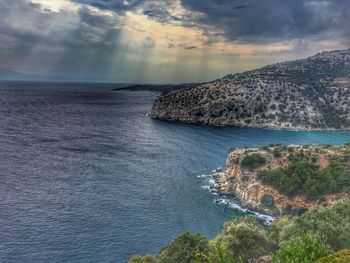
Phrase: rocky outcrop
[
  {"left": 151, "top": 49, "right": 350, "bottom": 130},
  {"left": 215, "top": 144, "right": 350, "bottom": 216}
]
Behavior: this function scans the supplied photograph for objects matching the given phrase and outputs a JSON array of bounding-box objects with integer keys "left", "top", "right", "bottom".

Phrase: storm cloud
[
  {"left": 181, "top": 0, "right": 350, "bottom": 44},
  {"left": 0, "top": 0, "right": 349, "bottom": 83}
]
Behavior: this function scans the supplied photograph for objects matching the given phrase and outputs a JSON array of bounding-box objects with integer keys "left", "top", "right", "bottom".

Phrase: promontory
[{"left": 151, "top": 49, "right": 350, "bottom": 130}]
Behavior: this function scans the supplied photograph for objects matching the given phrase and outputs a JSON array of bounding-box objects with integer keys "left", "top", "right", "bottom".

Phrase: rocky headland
[
  {"left": 151, "top": 49, "right": 350, "bottom": 130},
  {"left": 213, "top": 143, "right": 350, "bottom": 216}
]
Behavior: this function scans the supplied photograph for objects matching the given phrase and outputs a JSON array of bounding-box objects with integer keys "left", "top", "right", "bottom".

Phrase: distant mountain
[{"left": 151, "top": 49, "right": 350, "bottom": 130}]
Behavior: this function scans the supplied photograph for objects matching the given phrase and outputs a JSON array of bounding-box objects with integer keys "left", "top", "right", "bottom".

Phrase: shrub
[
  {"left": 260, "top": 195, "right": 275, "bottom": 208},
  {"left": 207, "top": 241, "right": 242, "bottom": 263},
  {"left": 215, "top": 217, "right": 271, "bottom": 261},
  {"left": 272, "top": 148, "right": 282, "bottom": 158},
  {"left": 257, "top": 160, "right": 350, "bottom": 199},
  {"left": 241, "top": 153, "right": 266, "bottom": 171},
  {"left": 157, "top": 232, "right": 210, "bottom": 263},
  {"left": 128, "top": 255, "right": 157, "bottom": 263},
  {"left": 315, "top": 249, "right": 350, "bottom": 263},
  {"left": 278, "top": 201, "right": 350, "bottom": 251},
  {"left": 272, "top": 233, "right": 329, "bottom": 263},
  {"left": 268, "top": 217, "right": 292, "bottom": 249}
]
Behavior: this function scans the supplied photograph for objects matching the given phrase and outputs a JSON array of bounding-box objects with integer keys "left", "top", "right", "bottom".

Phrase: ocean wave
[
  {"left": 214, "top": 197, "right": 276, "bottom": 223},
  {"left": 211, "top": 167, "right": 222, "bottom": 173},
  {"left": 197, "top": 169, "right": 276, "bottom": 223},
  {"left": 197, "top": 174, "right": 210, "bottom": 178}
]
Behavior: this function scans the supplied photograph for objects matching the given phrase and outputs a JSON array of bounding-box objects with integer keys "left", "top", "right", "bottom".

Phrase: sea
[{"left": 1, "top": 82, "right": 350, "bottom": 263}]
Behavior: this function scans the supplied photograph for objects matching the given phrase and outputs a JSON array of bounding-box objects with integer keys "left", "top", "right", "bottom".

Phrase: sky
[{"left": 0, "top": 0, "right": 349, "bottom": 83}]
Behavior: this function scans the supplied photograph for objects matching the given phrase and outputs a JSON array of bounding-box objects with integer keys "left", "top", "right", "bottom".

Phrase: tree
[
  {"left": 272, "top": 233, "right": 329, "bottom": 263},
  {"left": 157, "top": 232, "right": 210, "bottom": 263},
  {"left": 215, "top": 217, "right": 271, "bottom": 262},
  {"left": 315, "top": 249, "right": 350, "bottom": 263},
  {"left": 240, "top": 153, "right": 266, "bottom": 171},
  {"left": 268, "top": 217, "right": 291, "bottom": 249},
  {"left": 205, "top": 241, "right": 242, "bottom": 263},
  {"left": 128, "top": 255, "right": 157, "bottom": 263},
  {"left": 279, "top": 201, "right": 350, "bottom": 251}
]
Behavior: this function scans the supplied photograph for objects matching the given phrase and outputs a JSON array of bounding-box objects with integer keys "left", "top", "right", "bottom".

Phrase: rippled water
[{"left": 1, "top": 82, "right": 350, "bottom": 263}]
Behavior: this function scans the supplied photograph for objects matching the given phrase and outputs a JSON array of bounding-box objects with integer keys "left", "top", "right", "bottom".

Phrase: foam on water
[{"left": 198, "top": 169, "right": 276, "bottom": 223}]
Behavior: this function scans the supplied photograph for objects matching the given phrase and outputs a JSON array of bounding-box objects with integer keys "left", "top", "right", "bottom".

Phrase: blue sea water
[{"left": 1, "top": 82, "right": 350, "bottom": 263}]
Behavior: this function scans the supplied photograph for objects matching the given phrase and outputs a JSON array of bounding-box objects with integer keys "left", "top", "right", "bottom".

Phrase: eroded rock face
[
  {"left": 216, "top": 144, "right": 350, "bottom": 216},
  {"left": 151, "top": 49, "right": 350, "bottom": 130}
]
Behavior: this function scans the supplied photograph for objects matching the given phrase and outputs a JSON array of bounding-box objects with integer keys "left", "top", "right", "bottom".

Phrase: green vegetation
[
  {"left": 257, "top": 160, "right": 350, "bottom": 199},
  {"left": 205, "top": 242, "right": 242, "bottom": 263},
  {"left": 272, "top": 148, "right": 282, "bottom": 158},
  {"left": 277, "top": 201, "right": 350, "bottom": 251},
  {"left": 129, "top": 201, "right": 350, "bottom": 263},
  {"left": 315, "top": 249, "right": 350, "bottom": 263},
  {"left": 240, "top": 153, "right": 266, "bottom": 170},
  {"left": 157, "top": 232, "right": 210, "bottom": 263},
  {"left": 128, "top": 255, "right": 157, "bottom": 263},
  {"left": 215, "top": 217, "right": 271, "bottom": 261},
  {"left": 272, "top": 233, "right": 329, "bottom": 263},
  {"left": 260, "top": 195, "right": 275, "bottom": 208}
]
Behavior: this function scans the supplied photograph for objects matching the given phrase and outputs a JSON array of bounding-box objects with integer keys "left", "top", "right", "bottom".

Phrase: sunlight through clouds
[{"left": 0, "top": 0, "right": 348, "bottom": 83}]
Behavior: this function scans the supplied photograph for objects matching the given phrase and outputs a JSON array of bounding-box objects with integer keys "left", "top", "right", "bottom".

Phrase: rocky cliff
[
  {"left": 215, "top": 143, "right": 350, "bottom": 216},
  {"left": 151, "top": 49, "right": 350, "bottom": 130}
]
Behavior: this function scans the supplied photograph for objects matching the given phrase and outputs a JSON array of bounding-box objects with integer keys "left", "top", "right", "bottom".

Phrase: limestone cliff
[{"left": 215, "top": 143, "right": 350, "bottom": 216}]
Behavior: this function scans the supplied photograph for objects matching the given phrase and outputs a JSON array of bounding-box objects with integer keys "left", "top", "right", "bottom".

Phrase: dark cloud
[
  {"left": 0, "top": 0, "right": 122, "bottom": 50},
  {"left": 73, "top": 0, "right": 144, "bottom": 14},
  {"left": 181, "top": 0, "right": 350, "bottom": 44},
  {"left": 143, "top": 8, "right": 181, "bottom": 24},
  {"left": 71, "top": 0, "right": 350, "bottom": 45}
]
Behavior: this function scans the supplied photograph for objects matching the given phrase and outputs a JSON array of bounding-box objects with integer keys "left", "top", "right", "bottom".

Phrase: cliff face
[
  {"left": 151, "top": 49, "right": 350, "bottom": 130},
  {"left": 215, "top": 144, "right": 350, "bottom": 216}
]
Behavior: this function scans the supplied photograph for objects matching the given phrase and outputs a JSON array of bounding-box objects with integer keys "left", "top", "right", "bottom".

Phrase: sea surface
[{"left": 1, "top": 82, "right": 350, "bottom": 263}]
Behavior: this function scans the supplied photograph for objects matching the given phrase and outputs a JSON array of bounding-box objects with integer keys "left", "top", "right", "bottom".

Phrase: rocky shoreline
[
  {"left": 208, "top": 144, "right": 350, "bottom": 217},
  {"left": 150, "top": 114, "right": 350, "bottom": 131}
]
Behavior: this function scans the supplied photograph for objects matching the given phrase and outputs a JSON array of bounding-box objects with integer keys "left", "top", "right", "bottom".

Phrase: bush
[
  {"left": 268, "top": 217, "right": 292, "bottom": 249},
  {"left": 128, "top": 255, "right": 157, "bottom": 263},
  {"left": 157, "top": 232, "right": 210, "bottom": 263},
  {"left": 315, "top": 249, "right": 350, "bottom": 263},
  {"left": 278, "top": 201, "right": 350, "bottom": 251},
  {"left": 260, "top": 195, "right": 275, "bottom": 208},
  {"left": 272, "top": 233, "right": 329, "bottom": 263},
  {"left": 257, "top": 160, "right": 350, "bottom": 199},
  {"left": 215, "top": 217, "right": 271, "bottom": 261},
  {"left": 272, "top": 148, "right": 282, "bottom": 158},
  {"left": 241, "top": 153, "right": 266, "bottom": 171},
  {"left": 207, "top": 241, "right": 242, "bottom": 263}
]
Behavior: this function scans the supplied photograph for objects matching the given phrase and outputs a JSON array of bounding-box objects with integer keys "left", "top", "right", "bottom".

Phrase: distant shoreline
[{"left": 149, "top": 114, "right": 350, "bottom": 132}]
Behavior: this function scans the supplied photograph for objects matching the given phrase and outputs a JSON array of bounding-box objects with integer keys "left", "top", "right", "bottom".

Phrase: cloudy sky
[{"left": 0, "top": 0, "right": 349, "bottom": 83}]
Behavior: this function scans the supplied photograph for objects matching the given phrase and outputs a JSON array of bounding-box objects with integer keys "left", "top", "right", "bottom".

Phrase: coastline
[
  {"left": 150, "top": 114, "right": 350, "bottom": 132},
  {"left": 206, "top": 144, "right": 350, "bottom": 218}
]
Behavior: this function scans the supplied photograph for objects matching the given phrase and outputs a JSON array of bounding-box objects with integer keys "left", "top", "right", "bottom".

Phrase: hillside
[
  {"left": 214, "top": 143, "right": 350, "bottom": 216},
  {"left": 151, "top": 49, "right": 350, "bottom": 130}
]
